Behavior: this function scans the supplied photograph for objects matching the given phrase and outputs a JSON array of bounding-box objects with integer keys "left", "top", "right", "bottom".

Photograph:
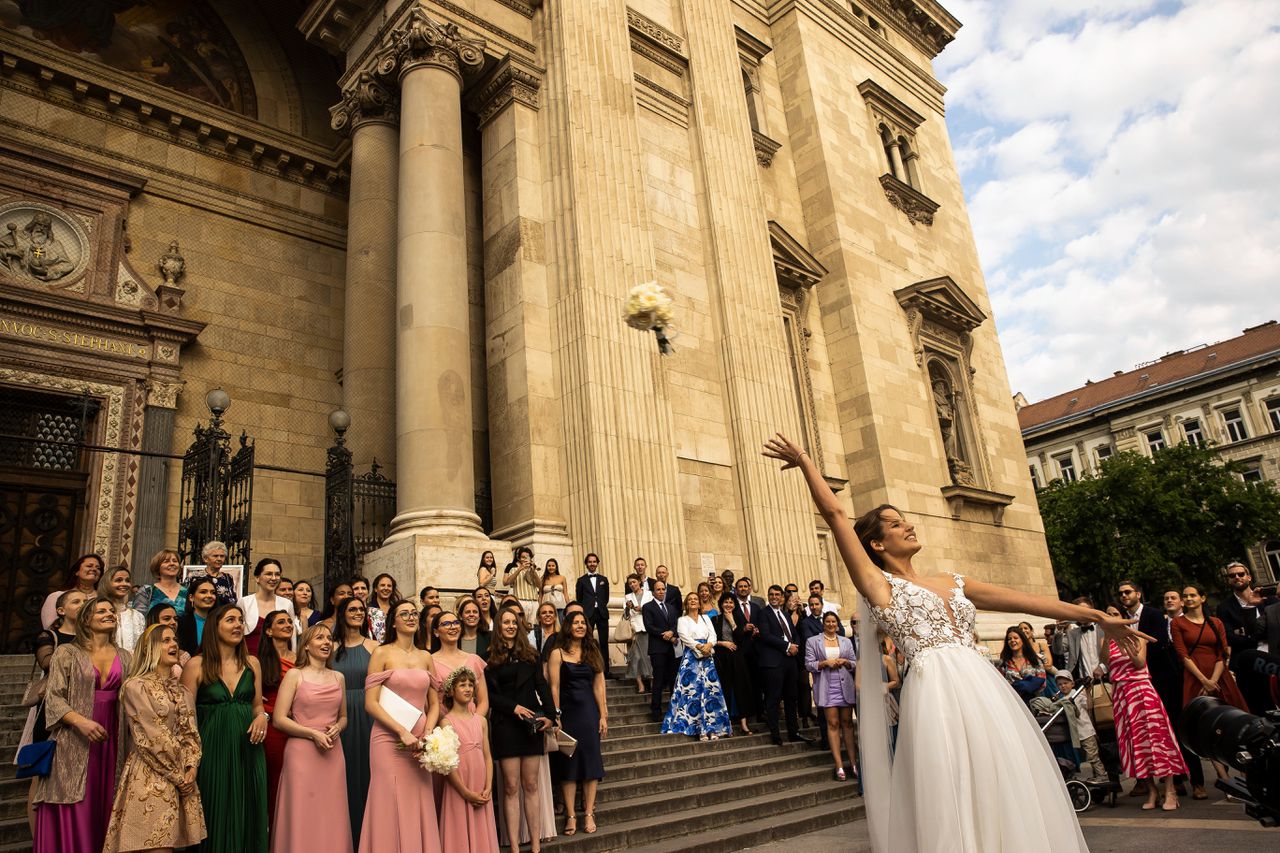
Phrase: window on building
[
  {"left": 1223, "top": 408, "right": 1249, "bottom": 443},
  {"left": 1182, "top": 418, "right": 1204, "bottom": 447},
  {"left": 1029, "top": 464, "right": 1041, "bottom": 490},
  {"left": 1266, "top": 398, "right": 1280, "bottom": 432},
  {"left": 1145, "top": 429, "right": 1166, "bottom": 453},
  {"left": 1094, "top": 444, "right": 1113, "bottom": 465},
  {"left": 1053, "top": 453, "right": 1076, "bottom": 483},
  {"left": 1242, "top": 465, "right": 1263, "bottom": 483},
  {"left": 1266, "top": 542, "right": 1280, "bottom": 579}
]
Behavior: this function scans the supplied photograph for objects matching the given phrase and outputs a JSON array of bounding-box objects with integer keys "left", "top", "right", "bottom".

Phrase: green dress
[{"left": 196, "top": 667, "right": 268, "bottom": 853}]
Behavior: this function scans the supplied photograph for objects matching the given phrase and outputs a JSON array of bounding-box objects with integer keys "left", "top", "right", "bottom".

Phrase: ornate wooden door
[{"left": 0, "top": 478, "right": 80, "bottom": 652}]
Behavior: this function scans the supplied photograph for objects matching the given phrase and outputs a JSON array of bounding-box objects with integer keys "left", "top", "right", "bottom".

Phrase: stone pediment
[
  {"left": 0, "top": 143, "right": 203, "bottom": 369},
  {"left": 768, "top": 221, "right": 827, "bottom": 290},
  {"left": 894, "top": 275, "right": 985, "bottom": 333}
]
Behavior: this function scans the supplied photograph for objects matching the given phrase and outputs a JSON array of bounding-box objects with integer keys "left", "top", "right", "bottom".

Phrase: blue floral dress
[{"left": 661, "top": 614, "right": 730, "bottom": 737}]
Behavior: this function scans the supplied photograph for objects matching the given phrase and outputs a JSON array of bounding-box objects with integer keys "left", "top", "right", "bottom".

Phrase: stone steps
[{"left": 540, "top": 674, "right": 863, "bottom": 852}]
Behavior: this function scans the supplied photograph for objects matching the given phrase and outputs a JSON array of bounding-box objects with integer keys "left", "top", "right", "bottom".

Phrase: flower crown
[{"left": 443, "top": 665, "right": 477, "bottom": 696}]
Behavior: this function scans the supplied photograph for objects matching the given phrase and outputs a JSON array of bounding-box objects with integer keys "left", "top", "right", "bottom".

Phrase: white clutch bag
[{"left": 378, "top": 685, "right": 424, "bottom": 734}]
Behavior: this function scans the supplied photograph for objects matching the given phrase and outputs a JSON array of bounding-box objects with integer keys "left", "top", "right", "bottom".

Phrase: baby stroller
[{"left": 1034, "top": 686, "right": 1122, "bottom": 812}]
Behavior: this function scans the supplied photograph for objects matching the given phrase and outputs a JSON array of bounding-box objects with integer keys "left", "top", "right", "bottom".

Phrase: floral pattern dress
[
  {"left": 661, "top": 614, "right": 730, "bottom": 737},
  {"left": 103, "top": 674, "right": 205, "bottom": 852}
]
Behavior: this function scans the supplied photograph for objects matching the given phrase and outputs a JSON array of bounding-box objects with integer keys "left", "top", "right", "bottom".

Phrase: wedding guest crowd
[
  {"left": 1013, "top": 567, "right": 1274, "bottom": 809},
  {"left": 20, "top": 546, "right": 867, "bottom": 852}
]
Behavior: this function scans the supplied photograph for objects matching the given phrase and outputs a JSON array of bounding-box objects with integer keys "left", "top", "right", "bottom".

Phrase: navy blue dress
[{"left": 559, "top": 661, "right": 604, "bottom": 781}]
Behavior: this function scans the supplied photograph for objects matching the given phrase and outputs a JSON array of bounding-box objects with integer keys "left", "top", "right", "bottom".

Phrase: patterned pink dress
[{"left": 1107, "top": 641, "right": 1187, "bottom": 779}]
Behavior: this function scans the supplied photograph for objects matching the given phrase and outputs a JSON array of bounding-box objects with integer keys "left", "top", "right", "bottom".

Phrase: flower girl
[{"left": 439, "top": 668, "right": 498, "bottom": 853}]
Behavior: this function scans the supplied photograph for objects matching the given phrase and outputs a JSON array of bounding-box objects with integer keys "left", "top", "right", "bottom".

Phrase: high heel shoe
[
  {"left": 584, "top": 813, "right": 597, "bottom": 834},
  {"left": 1162, "top": 795, "right": 1179, "bottom": 811},
  {"left": 564, "top": 814, "right": 577, "bottom": 836},
  {"left": 835, "top": 768, "right": 846, "bottom": 781}
]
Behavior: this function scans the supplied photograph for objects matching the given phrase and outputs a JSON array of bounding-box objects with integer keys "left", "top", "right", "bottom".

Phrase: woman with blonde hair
[
  {"left": 272, "top": 624, "right": 351, "bottom": 852},
  {"left": 132, "top": 548, "right": 188, "bottom": 617},
  {"left": 103, "top": 624, "right": 205, "bottom": 852},
  {"left": 98, "top": 566, "right": 146, "bottom": 652},
  {"left": 33, "top": 597, "right": 130, "bottom": 852}
]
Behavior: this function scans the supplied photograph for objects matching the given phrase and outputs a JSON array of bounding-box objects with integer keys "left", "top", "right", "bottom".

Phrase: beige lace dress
[{"left": 103, "top": 675, "right": 206, "bottom": 852}]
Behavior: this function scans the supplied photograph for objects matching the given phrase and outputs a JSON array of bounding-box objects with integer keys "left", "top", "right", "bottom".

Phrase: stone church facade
[{"left": 0, "top": 0, "right": 1054, "bottom": 644}]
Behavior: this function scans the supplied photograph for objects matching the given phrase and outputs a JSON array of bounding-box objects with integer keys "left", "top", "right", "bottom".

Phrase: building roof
[{"left": 1018, "top": 321, "right": 1280, "bottom": 432}]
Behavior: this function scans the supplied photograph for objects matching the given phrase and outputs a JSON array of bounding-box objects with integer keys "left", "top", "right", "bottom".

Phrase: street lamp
[
  {"left": 205, "top": 388, "right": 231, "bottom": 429},
  {"left": 329, "top": 408, "right": 351, "bottom": 446}
]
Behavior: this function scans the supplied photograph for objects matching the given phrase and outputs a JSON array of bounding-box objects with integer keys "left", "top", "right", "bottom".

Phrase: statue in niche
[
  {"left": 931, "top": 372, "right": 976, "bottom": 487},
  {"left": 0, "top": 212, "right": 76, "bottom": 281}
]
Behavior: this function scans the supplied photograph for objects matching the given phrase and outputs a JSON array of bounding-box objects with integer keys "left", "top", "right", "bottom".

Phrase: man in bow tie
[{"left": 575, "top": 552, "right": 611, "bottom": 678}]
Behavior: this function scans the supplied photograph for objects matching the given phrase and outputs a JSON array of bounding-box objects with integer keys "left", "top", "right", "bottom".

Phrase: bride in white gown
[{"left": 763, "top": 434, "right": 1150, "bottom": 853}]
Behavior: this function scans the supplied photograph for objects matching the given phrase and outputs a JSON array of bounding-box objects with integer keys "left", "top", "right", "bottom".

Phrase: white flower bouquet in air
[
  {"left": 416, "top": 725, "right": 461, "bottom": 776},
  {"left": 624, "top": 281, "right": 677, "bottom": 354}
]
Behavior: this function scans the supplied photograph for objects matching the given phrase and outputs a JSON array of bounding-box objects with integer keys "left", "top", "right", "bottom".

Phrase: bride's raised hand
[
  {"left": 1098, "top": 611, "right": 1156, "bottom": 655},
  {"left": 762, "top": 433, "right": 805, "bottom": 470}
]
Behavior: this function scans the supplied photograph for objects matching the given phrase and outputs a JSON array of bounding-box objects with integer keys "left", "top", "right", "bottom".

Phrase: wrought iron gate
[
  {"left": 177, "top": 412, "right": 254, "bottom": 567},
  {"left": 324, "top": 428, "right": 395, "bottom": 593}
]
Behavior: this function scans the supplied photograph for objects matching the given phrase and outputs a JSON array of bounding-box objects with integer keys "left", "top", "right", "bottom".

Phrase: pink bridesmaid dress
[
  {"left": 438, "top": 712, "right": 499, "bottom": 853},
  {"left": 272, "top": 678, "right": 351, "bottom": 853},
  {"left": 359, "top": 669, "right": 440, "bottom": 853}
]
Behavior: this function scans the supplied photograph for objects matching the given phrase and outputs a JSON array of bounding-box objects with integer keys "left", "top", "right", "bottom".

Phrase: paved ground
[{"left": 744, "top": 775, "right": 1276, "bottom": 853}]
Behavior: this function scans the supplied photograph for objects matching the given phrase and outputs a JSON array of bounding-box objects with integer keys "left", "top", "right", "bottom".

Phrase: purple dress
[{"left": 35, "top": 655, "right": 122, "bottom": 853}]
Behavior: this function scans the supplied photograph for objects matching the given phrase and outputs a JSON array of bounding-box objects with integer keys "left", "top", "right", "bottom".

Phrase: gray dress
[{"left": 333, "top": 641, "right": 373, "bottom": 847}]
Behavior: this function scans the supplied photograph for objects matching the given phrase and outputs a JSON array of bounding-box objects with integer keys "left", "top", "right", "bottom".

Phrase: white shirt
[
  {"left": 1069, "top": 689, "right": 1096, "bottom": 740},
  {"left": 1077, "top": 624, "right": 1103, "bottom": 676},
  {"left": 626, "top": 589, "right": 653, "bottom": 631},
  {"left": 677, "top": 614, "right": 715, "bottom": 658},
  {"left": 236, "top": 594, "right": 297, "bottom": 641}
]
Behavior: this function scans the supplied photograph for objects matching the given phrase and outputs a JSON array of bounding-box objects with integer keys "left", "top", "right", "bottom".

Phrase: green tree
[{"left": 1036, "top": 443, "right": 1280, "bottom": 606}]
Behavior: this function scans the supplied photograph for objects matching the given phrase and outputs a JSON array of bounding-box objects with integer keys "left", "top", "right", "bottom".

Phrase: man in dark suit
[
  {"left": 642, "top": 580, "right": 680, "bottom": 721},
  {"left": 1217, "top": 561, "right": 1277, "bottom": 713},
  {"left": 654, "top": 564, "right": 680, "bottom": 607},
  {"left": 575, "top": 552, "right": 611, "bottom": 678},
  {"left": 1243, "top": 598, "right": 1280, "bottom": 687},
  {"left": 632, "top": 556, "right": 653, "bottom": 591},
  {"left": 756, "top": 584, "right": 807, "bottom": 745},
  {"left": 732, "top": 577, "right": 765, "bottom": 712}
]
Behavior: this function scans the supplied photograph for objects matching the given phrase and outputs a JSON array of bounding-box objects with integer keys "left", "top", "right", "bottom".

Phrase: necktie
[
  {"left": 777, "top": 609, "right": 792, "bottom": 642},
  {"left": 743, "top": 600, "right": 751, "bottom": 620}
]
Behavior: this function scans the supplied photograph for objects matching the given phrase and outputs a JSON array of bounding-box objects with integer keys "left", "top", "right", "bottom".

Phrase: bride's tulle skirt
[{"left": 887, "top": 646, "right": 1089, "bottom": 852}]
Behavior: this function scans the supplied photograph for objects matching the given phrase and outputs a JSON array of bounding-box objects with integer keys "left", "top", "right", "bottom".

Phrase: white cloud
[{"left": 938, "top": 0, "right": 1280, "bottom": 399}]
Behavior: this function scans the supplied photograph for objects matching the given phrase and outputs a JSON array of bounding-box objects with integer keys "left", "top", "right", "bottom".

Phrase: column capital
[
  {"left": 466, "top": 53, "right": 542, "bottom": 129},
  {"left": 374, "top": 7, "right": 485, "bottom": 85},
  {"left": 330, "top": 70, "right": 399, "bottom": 134}
]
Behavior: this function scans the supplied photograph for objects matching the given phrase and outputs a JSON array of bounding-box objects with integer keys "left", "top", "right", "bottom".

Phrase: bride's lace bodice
[{"left": 870, "top": 572, "right": 977, "bottom": 667}]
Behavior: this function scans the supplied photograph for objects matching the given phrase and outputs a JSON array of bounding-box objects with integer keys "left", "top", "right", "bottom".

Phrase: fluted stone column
[
  {"left": 677, "top": 0, "right": 819, "bottom": 580},
  {"left": 377, "top": 9, "right": 487, "bottom": 541},
  {"left": 331, "top": 73, "right": 399, "bottom": 473},
  {"left": 468, "top": 55, "right": 573, "bottom": 565},
  {"left": 541, "top": 1, "right": 687, "bottom": 579}
]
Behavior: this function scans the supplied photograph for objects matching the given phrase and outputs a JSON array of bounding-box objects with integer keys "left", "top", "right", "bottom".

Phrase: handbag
[
  {"left": 545, "top": 728, "right": 578, "bottom": 757},
  {"left": 20, "top": 667, "right": 46, "bottom": 709},
  {"left": 1090, "top": 682, "right": 1114, "bottom": 727},
  {"left": 15, "top": 740, "right": 55, "bottom": 779},
  {"left": 614, "top": 616, "right": 635, "bottom": 644}
]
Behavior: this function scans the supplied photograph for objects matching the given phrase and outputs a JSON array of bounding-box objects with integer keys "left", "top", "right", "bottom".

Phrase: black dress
[
  {"left": 712, "top": 614, "right": 757, "bottom": 721},
  {"left": 486, "top": 657, "right": 554, "bottom": 759},
  {"left": 559, "top": 660, "right": 604, "bottom": 782}
]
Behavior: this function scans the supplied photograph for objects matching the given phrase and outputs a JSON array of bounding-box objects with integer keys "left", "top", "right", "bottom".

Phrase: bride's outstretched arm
[
  {"left": 762, "top": 433, "right": 892, "bottom": 607},
  {"left": 963, "top": 577, "right": 1155, "bottom": 650}
]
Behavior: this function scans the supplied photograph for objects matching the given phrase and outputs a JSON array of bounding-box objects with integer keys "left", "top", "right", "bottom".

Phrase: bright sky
[{"left": 935, "top": 0, "right": 1280, "bottom": 402}]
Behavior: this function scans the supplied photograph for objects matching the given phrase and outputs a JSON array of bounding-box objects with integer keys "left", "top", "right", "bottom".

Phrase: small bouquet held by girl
[
  {"left": 624, "top": 281, "right": 676, "bottom": 355},
  {"left": 415, "top": 724, "right": 461, "bottom": 776}
]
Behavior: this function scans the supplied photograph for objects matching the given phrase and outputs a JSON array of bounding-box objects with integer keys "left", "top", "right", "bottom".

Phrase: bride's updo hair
[{"left": 854, "top": 504, "right": 901, "bottom": 568}]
